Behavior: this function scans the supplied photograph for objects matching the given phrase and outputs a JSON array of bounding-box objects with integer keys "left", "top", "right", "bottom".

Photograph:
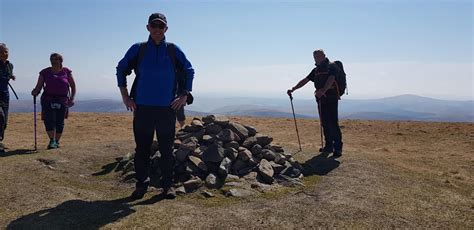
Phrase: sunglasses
[{"left": 149, "top": 22, "right": 166, "bottom": 29}]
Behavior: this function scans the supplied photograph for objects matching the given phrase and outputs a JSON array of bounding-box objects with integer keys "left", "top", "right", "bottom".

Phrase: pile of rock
[{"left": 120, "top": 115, "right": 303, "bottom": 195}]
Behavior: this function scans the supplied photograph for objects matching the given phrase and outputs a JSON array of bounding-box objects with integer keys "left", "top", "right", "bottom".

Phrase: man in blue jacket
[{"left": 116, "top": 13, "right": 195, "bottom": 200}]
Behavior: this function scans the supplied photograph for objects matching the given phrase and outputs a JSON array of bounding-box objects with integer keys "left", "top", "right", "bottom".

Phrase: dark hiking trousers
[
  {"left": 42, "top": 102, "right": 66, "bottom": 134},
  {"left": 176, "top": 107, "right": 185, "bottom": 122},
  {"left": 0, "top": 100, "right": 9, "bottom": 141},
  {"left": 318, "top": 98, "right": 343, "bottom": 152},
  {"left": 133, "top": 105, "right": 176, "bottom": 189}
]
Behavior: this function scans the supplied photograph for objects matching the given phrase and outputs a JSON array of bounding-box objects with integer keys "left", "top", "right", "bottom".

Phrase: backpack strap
[{"left": 129, "top": 42, "right": 147, "bottom": 100}]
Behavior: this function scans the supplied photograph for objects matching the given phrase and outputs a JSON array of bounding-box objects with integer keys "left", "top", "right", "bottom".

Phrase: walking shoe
[
  {"left": 47, "top": 139, "right": 58, "bottom": 149},
  {"left": 0, "top": 142, "right": 5, "bottom": 153},
  {"left": 332, "top": 151, "right": 342, "bottom": 158},
  {"left": 163, "top": 187, "right": 176, "bottom": 199},
  {"left": 130, "top": 186, "right": 148, "bottom": 200}
]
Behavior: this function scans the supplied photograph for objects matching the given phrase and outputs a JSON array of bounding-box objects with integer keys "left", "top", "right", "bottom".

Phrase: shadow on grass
[
  {"left": 92, "top": 157, "right": 126, "bottom": 176},
  {"left": 6, "top": 193, "right": 173, "bottom": 230},
  {"left": 0, "top": 149, "right": 37, "bottom": 158},
  {"left": 301, "top": 153, "right": 340, "bottom": 176}
]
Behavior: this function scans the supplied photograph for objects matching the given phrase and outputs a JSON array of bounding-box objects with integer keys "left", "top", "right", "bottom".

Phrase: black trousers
[
  {"left": 0, "top": 100, "right": 9, "bottom": 141},
  {"left": 318, "top": 98, "right": 343, "bottom": 152},
  {"left": 42, "top": 102, "right": 66, "bottom": 134},
  {"left": 133, "top": 105, "right": 176, "bottom": 189}
]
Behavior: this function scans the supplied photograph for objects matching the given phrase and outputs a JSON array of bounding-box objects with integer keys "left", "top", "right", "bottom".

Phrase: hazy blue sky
[{"left": 1, "top": 0, "right": 472, "bottom": 100}]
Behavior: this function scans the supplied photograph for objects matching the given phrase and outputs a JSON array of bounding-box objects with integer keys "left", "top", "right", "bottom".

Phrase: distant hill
[{"left": 8, "top": 94, "right": 473, "bottom": 122}]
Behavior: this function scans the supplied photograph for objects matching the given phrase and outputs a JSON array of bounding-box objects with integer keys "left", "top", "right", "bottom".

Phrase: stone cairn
[{"left": 120, "top": 115, "right": 303, "bottom": 197}]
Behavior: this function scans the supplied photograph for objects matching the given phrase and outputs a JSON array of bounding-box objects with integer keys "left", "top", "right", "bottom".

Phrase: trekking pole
[
  {"left": 316, "top": 97, "right": 324, "bottom": 151},
  {"left": 33, "top": 95, "right": 37, "bottom": 151},
  {"left": 8, "top": 83, "right": 19, "bottom": 100},
  {"left": 288, "top": 94, "right": 302, "bottom": 152}
]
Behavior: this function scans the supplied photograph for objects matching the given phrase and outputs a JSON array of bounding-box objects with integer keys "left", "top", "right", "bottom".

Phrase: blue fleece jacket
[{"left": 116, "top": 37, "right": 194, "bottom": 106}]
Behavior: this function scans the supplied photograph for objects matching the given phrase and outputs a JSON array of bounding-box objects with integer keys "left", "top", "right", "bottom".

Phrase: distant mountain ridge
[{"left": 8, "top": 94, "right": 473, "bottom": 122}]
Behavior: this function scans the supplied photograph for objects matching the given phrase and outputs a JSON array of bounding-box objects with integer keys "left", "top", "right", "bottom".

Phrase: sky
[{"left": 0, "top": 0, "right": 472, "bottom": 100}]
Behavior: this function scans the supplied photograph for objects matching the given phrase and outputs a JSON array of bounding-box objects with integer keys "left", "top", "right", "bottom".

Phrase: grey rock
[
  {"left": 173, "top": 139, "right": 182, "bottom": 149},
  {"left": 250, "top": 144, "right": 263, "bottom": 155},
  {"left": 224, "top": 147, "right": 238, "bottom": 161},
  {"left": 186, "top": 163, "right": 203, "bottom": 175},
  {"left": 237, "top": 149, "right": 252, "bottom": 162},
  {"left": 224, "top": 141, "right": 240, "bottom": 149},
  {"left": 225, "top": 189, "right": 255, "bottom": 197},
  {"left": 214, "top": 117, "right": 230, "bottom": 126},
  {"left": 218, "top": 157, "right": 232, "bottom": 177},
  {"left": 191, "top": 119, "right": 204, "bottom": 128},
  {"left": 244, "top": 125, "right": 257, "bottom": 137},
  {"left": 202, "top": 143, "right": 225, "bottom": 163},
  {"left": 258, "top": 159, "right": 274, "bottom": 184},
  {"left": 175, "top": 148, "right": 191, "bottom": 162},
  {"left": 202, "top": 135, "right": 216, "bottom": 144},
  {"left": 242, "top": 136, "right": 257, "bottom": 149},
  {"left": 202, "top": 115, "right": 216, "bottom": 124},
  {"left": 268, "top": 144, "right": 284, "bottom": 153},
  {"left": 184, "top": 177, "right": 203, "bottom": 192},
  {"left": 225, "top": 174, "right": 241, "bottom": 182},
  {"left": 242, "top": 171, "right": 258, "bottom": 181},
  {"left": 205, "top": 123, "right": 223, "bottom": 135},
  {"left": 256, "top": 134, "right": 273, "bottom": 147},
  {"left": 261, "top": 149, "right": 277, "bottom": 161},
  {"left": 180, "top": 137, "right": 199, "bottom": 151},
  {"left": 189, "top": 155, "right": 208, "bottom": 172},
  {"left": 176, "top": 186, "right": 187, "bottom": 195},
  {"left": 224, "top": 181, "right": 245, "bottom": 187},
  {"left": 205, "top": 173, "right": 219, "bottom": 188},
  {"left": 232, "top": 159, "right": 248, "bottom": 173},
  {"left": 191, "top": 129, "right": 206, "bottom": 141},
  {"left": 270, "top": 161, "right": 286, "bottom": 174},
  {"left": 238, "top": 165, "right": 257, "bottom": 176},
  {"left": 228, "top": 122, "right": 249, "bottom": 139},
  {"left": 201, "top": 190, "right": 215, "bottom": 198},
  {"left": 216, "top": 129, "right": 240, "bottom": 142},
  {"left": 183, "top": 124, "right": 202, "bottom": 132}
]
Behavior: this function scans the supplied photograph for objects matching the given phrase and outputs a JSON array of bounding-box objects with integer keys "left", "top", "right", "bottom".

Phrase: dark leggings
[
  {"left": 133, "top": 105, "right": 176, "bottom": 188},
  {"left": 0, "top": 101, "right": 9, "bottom": 141},
  {"left": 42, "top": 102, "right": 66, "bottom": 134}
]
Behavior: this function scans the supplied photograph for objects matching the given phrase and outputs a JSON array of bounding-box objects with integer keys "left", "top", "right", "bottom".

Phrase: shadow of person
[
  {"left": 0, "top": 149, "right": 37, "bottom": 158},
  {"left": 92, "top": 157, "right": 127, "bottom": 176},
  {"left": 7, "top": 197, "right": 136, "bottom": 230},
  {"left": 302, "top": 153, "right": 341, "bottom": 176}
]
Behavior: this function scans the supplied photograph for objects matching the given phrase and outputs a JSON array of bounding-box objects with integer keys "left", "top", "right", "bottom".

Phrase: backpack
[
  {"left": 331, "top": 60, "right": 347, "bottom": 96},
  {"left": 128, "top": 42, "right": 193, "bottom": 104}
]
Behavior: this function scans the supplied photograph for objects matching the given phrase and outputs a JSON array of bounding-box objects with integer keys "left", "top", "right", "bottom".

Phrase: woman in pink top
[{"left": 32, "top": 53, "right": 76, "bottom": 149}]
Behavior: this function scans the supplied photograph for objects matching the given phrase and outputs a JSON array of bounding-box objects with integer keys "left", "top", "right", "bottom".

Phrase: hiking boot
[
  {"left": 47, "top": 139, "right": 58, "bottom": 149},
  {"left": 332, "top": 150, "right": 342, "bottom": 158},
  {"left": 0, "top": 142, "right": 5, "bottom": 153},
  {"left": 130, "top": 186, "right": 148, "bottom": 200},
  {"left": 163, "top": 187, "right": 176, "bottom": 199}
]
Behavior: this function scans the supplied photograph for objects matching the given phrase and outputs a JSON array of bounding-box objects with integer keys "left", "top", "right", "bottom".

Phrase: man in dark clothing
[
  {"left": 0, "top": 43, "right": 16, "bottom": 153},
  {"left": 287, "top": 49, "right": 343, "bottom": 158},
  {"left": 116, "top": 13, "right": 195, "bottom": 200}
]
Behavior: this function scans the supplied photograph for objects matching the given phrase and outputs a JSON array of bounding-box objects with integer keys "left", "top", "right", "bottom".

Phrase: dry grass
[{"left": 0, "top": 113, "right": 473, "bottom": 229}]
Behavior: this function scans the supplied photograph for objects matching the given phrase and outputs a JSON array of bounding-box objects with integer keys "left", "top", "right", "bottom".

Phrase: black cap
[{"left": 148, "top": 13, "right": 167, "bottom": 25}]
